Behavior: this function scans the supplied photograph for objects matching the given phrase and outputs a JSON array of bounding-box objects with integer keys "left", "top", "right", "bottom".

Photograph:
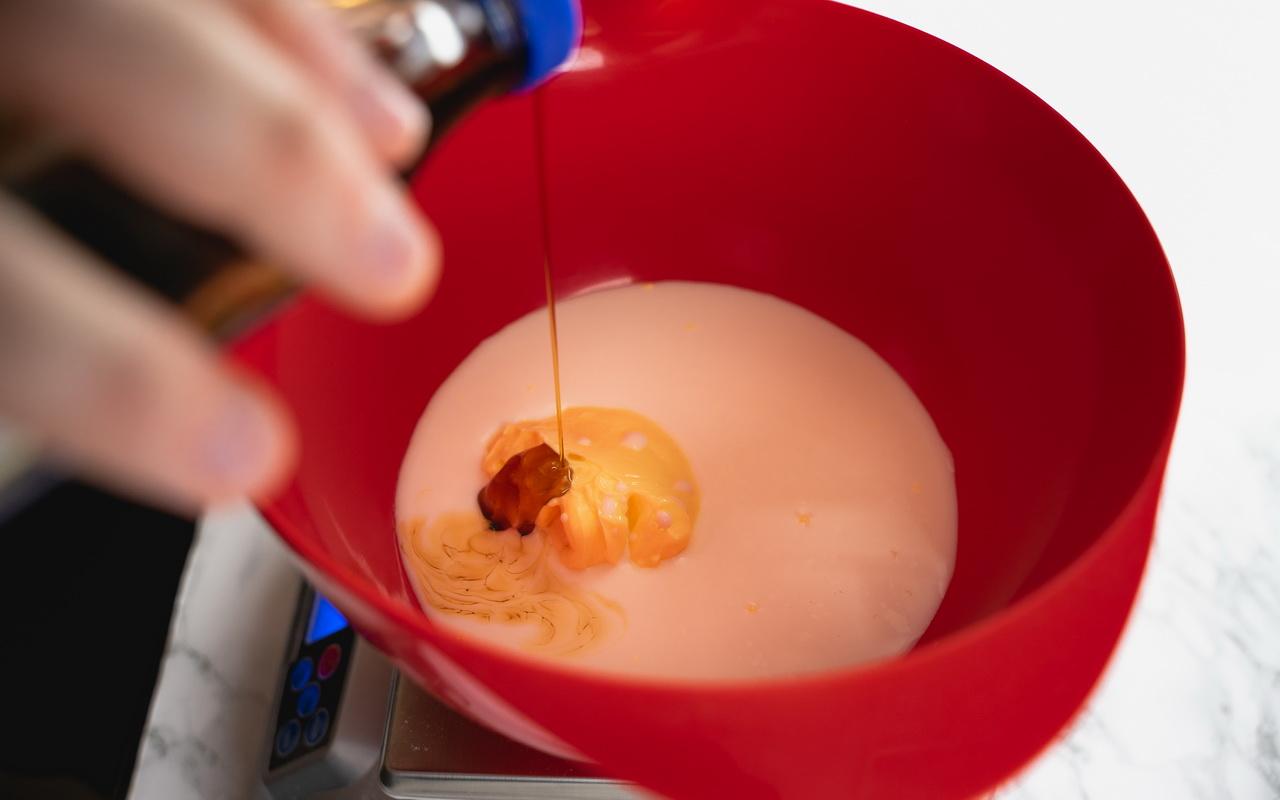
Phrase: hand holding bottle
[{"left": 0, "top": 0, "right": 441, "bottom": 509}]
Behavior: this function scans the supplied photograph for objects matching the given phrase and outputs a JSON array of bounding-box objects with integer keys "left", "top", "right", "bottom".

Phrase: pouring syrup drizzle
[
  {"left": 476, "top": 88, "right": 572, "bottom": 532},
  {"left": 533, "top": 90, "right": 568, "bottom": 465}
]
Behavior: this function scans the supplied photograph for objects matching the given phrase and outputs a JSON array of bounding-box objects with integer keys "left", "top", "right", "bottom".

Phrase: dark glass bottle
[{"left": 0, "top": 0, "right": 579, "bottom": 337}]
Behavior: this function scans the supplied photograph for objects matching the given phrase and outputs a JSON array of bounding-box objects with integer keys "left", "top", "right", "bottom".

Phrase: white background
[{"left": 842, "top": 1, "right": 1280, "bottom": 797}]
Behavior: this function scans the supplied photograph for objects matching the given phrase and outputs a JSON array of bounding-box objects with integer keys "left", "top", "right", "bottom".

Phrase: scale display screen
[
  {"left": 269, "top": 587, "right": 357, "bottom": 775},
  {"left": 305, "top": 594, "right": 349, "bottom": 644}
]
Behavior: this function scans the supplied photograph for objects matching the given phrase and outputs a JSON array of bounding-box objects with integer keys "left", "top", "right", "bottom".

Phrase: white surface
[
  {"left": 131, "top": 2, "right": 1280, "bottom": 798},
  {"left": 130, "top": 507, "right": 298, "bottom": 800},
  {"left": 845, "top": 1, "right": 1280, "bottom": 797}
]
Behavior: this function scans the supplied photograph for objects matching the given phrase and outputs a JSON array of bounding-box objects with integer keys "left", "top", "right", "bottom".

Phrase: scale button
[
  {"left": 288, "top": 657, "right": 313, "bottom": 691},
  {"left": 318, "top": 643, "right": 342, "bottom": 680},
  {"left": 303, "top": 708, "right": 330, "bottom": 746},
  {"left": 296, "top": 683, "right": 321, "bottom": 718},
  {"left": 275, "top": 720, "right": 302, "bottom": 757}
]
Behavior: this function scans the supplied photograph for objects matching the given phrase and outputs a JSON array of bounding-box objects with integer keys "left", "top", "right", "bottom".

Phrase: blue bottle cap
[{"left": 513, "top": 0, "right": 582, "bottom": 89}]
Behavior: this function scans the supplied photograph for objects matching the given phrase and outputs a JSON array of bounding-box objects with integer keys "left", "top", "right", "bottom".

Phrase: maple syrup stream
[
  {"left": 473, "top": 90, "right": 573, "bottom": 533},
  {"left": 533, "top": 89, "right": 567, "bottom": 464}
]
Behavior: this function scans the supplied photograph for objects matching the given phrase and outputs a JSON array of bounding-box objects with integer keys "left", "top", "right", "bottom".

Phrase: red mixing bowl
[{"left": 231, "top": 1, "right": 1185, "bottom": 797}]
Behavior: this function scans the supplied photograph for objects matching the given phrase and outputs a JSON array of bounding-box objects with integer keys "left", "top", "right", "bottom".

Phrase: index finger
[
  {"left": 0, "top": 0, "right": 440, "bottom": 320},
  {"left": 232, "top": 0, "right": 431, "bottom": 166}
]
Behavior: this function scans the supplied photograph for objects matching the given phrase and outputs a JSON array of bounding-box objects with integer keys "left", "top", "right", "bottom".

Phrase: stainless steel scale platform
[{"left": 262, "top": 583, "right": 637, "bottom": 800}]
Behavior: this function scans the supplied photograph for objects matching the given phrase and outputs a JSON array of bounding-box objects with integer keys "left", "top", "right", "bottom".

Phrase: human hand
[{"left": 0, "top": 0, "right": 439, "bottom": 511}]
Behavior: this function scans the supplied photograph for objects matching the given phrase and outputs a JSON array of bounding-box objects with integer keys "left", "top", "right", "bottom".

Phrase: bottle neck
[{"left": 337, "top": 0, "right": 528, "bottom": 147}]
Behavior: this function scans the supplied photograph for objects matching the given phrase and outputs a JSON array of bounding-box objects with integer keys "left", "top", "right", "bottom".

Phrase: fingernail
[
  {"left": 351, "top": 71, "right": 430, "bottom": 163},
  {"left": 200, "top": 387, "right": 281, "bottom": 491}
]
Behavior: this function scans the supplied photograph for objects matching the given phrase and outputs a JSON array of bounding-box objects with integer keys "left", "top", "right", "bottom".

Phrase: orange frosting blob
[{"left": 482, "top": 407, "right": 700, "bottom": 569}]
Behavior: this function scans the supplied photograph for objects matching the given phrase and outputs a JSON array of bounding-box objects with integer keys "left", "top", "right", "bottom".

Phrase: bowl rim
[
  {"left": 250, "top": 0, "right": 1188, "bottom": 697},
  {"left": 256, "top": 291, "right": 1184, "bottom": 697}
]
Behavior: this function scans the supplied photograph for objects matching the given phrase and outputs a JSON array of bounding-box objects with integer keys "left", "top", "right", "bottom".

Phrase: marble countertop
[{"left": 129, "top": 1, "right": 1280, "bottom": 798}]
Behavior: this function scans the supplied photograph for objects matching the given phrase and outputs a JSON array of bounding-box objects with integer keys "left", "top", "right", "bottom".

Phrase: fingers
[
  {"left": 0, "top": 196, "right": 295, "bottom": 510},
  {"left": 233, "top": 0, "right": 429, "bottom": 166},
  {"left": 0, "top": 0, "right": 440, "bottom": 321}
]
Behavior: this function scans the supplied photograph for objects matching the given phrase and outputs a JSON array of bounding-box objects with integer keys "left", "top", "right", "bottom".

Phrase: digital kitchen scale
[{"left": 263, "top": 583, "right": 636, "bottom": 799}]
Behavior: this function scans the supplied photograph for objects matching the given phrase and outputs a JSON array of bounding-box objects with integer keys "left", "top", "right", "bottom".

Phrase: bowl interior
[{"left": 235, "top": 1, "right": 1183, "bottom": 796}]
